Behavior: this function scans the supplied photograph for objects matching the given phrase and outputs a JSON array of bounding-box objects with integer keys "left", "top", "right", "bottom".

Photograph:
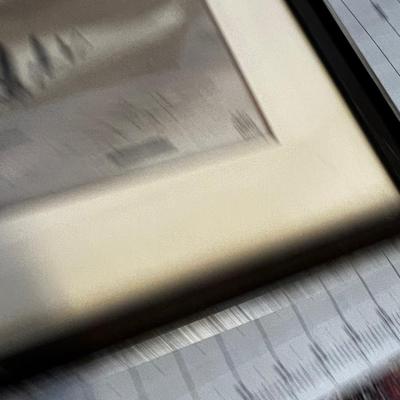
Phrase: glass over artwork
[{"left": 0, "top": 0, "right": 274, "bottom": 208}]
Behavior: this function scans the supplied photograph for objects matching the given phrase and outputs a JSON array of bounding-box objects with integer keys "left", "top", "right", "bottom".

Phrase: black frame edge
[{"left": 286, "top": 0, "right": 400, "bottom": 190}]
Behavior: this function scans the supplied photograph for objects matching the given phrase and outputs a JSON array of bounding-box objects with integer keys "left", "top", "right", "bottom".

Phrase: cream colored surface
[{"left": 0, "top": 0, "right": 399, "bottom": 355}]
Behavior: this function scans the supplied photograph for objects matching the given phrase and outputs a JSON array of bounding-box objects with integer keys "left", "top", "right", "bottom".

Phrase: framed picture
[{"left": 1, "top": 0, "right": 400, "bottom": 382}]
